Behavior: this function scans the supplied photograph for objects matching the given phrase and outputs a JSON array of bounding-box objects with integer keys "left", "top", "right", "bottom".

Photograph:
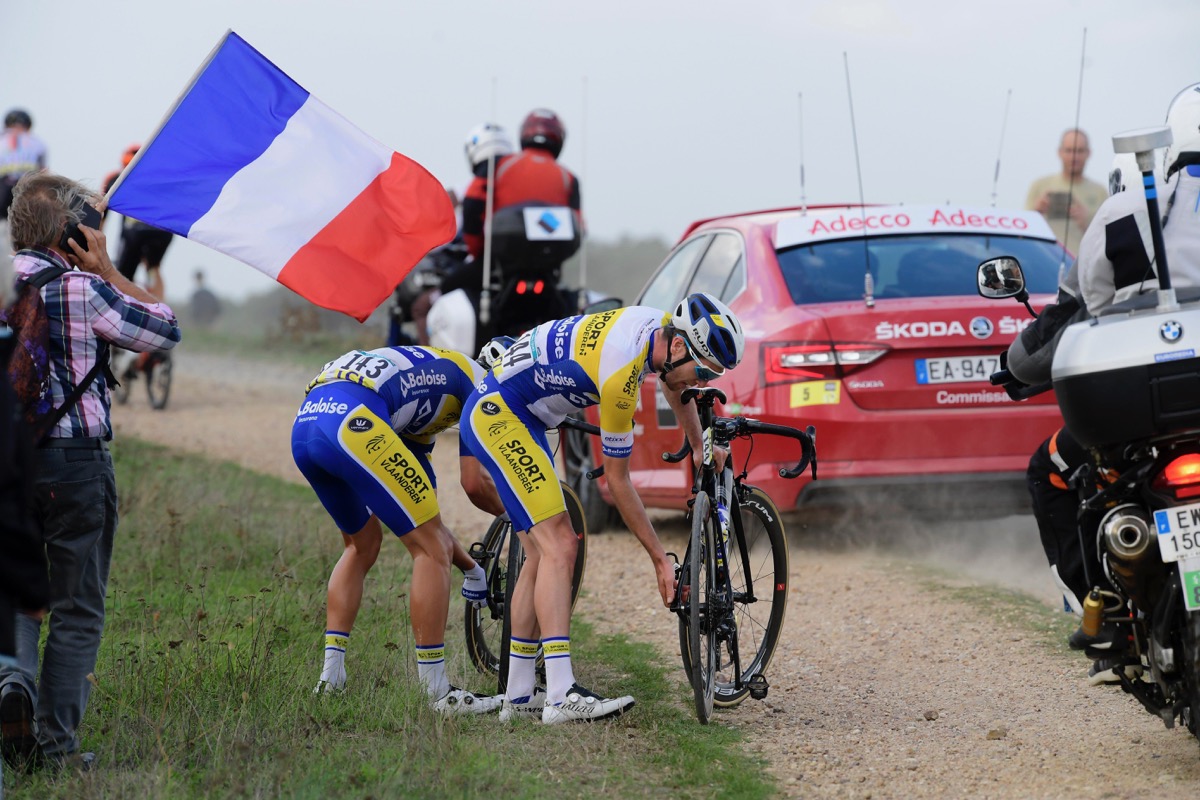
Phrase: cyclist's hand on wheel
[
  {"left": 461, "top": 577, "right": 488, "bottom": 609},
  {"left": 653, "top": 553, "right": 676, "bottom": 607}
]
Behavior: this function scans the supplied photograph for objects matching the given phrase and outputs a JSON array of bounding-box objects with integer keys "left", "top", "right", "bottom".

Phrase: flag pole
[{"left": 106, "top": 29, "right": 234, "bottom": 202}]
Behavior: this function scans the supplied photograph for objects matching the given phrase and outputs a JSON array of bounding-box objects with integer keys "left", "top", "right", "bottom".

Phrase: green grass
[{"left": 8, "top": 439, "right": 774, "bottom": 800}]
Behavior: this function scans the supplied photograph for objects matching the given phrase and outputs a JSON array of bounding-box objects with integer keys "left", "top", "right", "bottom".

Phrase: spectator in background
[
  {"left": 0, "top": 327, "right": 51, "bottom": 779},
  {"left": 1, "top": 108, "right": 48, "bottom": 304},
  {"left": 1025, "top": 128, "right": 1108, "bottom": 256},
  {"left": 190, "top": 269, "right": 221, "bottom": 328},
  {"left": 0, "top": 172, "right": 180, "bottom": 771}
]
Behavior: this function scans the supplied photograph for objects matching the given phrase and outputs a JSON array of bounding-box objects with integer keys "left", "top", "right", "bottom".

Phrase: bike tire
[
  {"left": 462, "top": 482, "right": 589, "bottom": 687},
  {"left": 684, "top": 492, "right": 716, "bottom": 723},
  {"left": 714, "top": 485, "right": 789, "bottom": 707},
  {"left": 145, "top": 353, "right": 172, "bottom": 410},
  {"left": 1185, "top": 609, "right": 1200, "bottom": 738}
]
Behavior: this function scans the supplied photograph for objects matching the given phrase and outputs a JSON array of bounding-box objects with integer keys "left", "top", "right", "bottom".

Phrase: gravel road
[{"left": 112, "top": 346, "right": 1200, "bottom": 798}]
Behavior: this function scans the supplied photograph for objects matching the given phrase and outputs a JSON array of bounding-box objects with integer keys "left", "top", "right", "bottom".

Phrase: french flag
[{"left": 107, "top": 31, "right": 455, "bottom": 322}]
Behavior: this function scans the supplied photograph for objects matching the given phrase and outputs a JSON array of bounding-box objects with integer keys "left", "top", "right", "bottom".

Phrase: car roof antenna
[
  {"left": 1059, "top": 28, "right": 1088, "bottom": 282},
  {"left": 843, "top": 52, "right": 874, "bottom": 309},
  {"left": 989, "top": 89, "right": 1013, "bottom": 208},
  {"left": 797, "top": 92, "right": 808, "bottom": 217}
]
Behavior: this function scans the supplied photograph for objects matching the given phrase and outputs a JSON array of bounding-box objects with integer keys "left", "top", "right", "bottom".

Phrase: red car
[{"left": 565, "top": 203, "right": 1068, "bottom": 527}]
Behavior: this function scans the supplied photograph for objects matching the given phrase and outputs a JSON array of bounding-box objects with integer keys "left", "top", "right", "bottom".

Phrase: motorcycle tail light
[
  {"left": 762, "top": 342, "right": 888, "bottom": 385},
  {"left": 1154, "top": 453, "right": 1200, "bottom": 500}
]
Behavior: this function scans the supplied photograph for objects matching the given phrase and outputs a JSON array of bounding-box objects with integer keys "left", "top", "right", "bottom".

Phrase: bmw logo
[
  {"left": 1160, "top": 320, "right": 1184, "bottom": 343},
  {"left": 969, "top": 316, "right": 995, "bottom": 340},
  {"left": 347, "top": 417, "right": 373, "bottom": 433}
]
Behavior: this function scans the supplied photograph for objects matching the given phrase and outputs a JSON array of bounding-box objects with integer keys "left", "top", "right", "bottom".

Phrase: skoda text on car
[{"left": 571, "top": 203, "right": 1068, "bottom": 519}]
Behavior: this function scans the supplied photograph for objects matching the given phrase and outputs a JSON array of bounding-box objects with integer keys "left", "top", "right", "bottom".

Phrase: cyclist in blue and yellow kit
[
  {"left": 291, "top": 345, "right": 505, "bottom": 713},
  {"left": 462, "top": 292, "right": 746, "bottom": 724}
]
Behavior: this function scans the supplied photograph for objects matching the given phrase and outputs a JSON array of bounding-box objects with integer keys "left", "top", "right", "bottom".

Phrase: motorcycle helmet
[
  {"left": 121, "top": 143, "right": 141, "bottom": 168},
  {"left": 476, "top": 335, "right": 517, "bottom": 370},
  {"left": 1164, "top": 83, "right": 1200, "bottom": 179},
  {"left": 519, "top": 109, "right": 566, "bottom": 158},
  {"left": 671, "top": 292, "right": 745, "bottom": 373},
  {"left": 464, "top": 123, "right": 513, "bottom": 171},
  {"left": 1108, "top": 152, "right": 1141, "bottom": 196},
  {"left": 4, "top": 108, "right": 32, "bottom": 129}
]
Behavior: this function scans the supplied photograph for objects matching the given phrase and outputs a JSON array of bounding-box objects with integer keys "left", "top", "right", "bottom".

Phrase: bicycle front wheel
[
  {"left": 682, "top": 492, "right": 716, "bottom": 723},
  {"left": 714, "top": 485, "right": 789, "bottom": 707}
]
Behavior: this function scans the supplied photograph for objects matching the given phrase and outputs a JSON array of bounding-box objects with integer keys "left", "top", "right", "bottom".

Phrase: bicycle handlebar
[{"left": 662, "top": 416, "right": 818, "bottom": 480}]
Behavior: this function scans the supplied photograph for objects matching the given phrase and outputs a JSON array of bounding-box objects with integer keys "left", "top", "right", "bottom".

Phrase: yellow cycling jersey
[{"left": 491, "top": 306, "right": 668, "bottom": 457}]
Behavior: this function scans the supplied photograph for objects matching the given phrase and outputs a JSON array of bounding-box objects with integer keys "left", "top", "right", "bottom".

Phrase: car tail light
[
  {"left": 762, "top": 342, "right": 889, "bottom": 385},
  {"left": 1154, "top": 453, "right": 1200, "bottom": 500}
]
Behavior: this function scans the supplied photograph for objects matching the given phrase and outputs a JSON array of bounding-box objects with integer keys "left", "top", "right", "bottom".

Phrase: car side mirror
[
  {"left": 976, "top": 257, "right": 1027, "bottom": 300},
  {"left": 583, "top": 297, "right": 622, "bottom": 315}
]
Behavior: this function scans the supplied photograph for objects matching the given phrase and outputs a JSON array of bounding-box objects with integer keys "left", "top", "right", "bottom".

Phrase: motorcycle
[
  {"left": 427, "top": 203, "right": 583, "bottom": 354},
  {"left": 980, "top": 125, "right": 1200, "bottom": 739}
]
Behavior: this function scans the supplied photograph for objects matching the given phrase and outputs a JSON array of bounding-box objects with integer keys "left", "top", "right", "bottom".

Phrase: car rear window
[{"left": 775, "top": 234, "right": 1070, "bottom": 304}]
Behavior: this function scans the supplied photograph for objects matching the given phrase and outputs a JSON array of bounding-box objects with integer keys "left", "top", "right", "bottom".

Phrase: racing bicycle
[
  {"left": 666, "top": 386, "right": 816, "bottom": 723},
  {"left": 462, "top": 417, "right": 599, "bottom": 693},
  {"left": 113, "top": 348, "right": 173, "bottom": 410}
]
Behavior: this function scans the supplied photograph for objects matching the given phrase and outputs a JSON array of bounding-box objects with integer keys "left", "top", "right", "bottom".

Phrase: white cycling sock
[
  {"left": 319, "top": 630, "right": 349, "bottom": 690},
  {"left": 416, "top": 643, "right": 450, "bottom": 699},
  {"left": 542, "top": 637, "right": 575, "bottom": 706},
  {"left": 506, "top": 636, "right": 539, "bottom": 702}
]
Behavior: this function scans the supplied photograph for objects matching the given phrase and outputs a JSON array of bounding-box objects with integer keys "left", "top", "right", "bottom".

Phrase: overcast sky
[{"left": 5, "top": 0, "right": 1199, "bottom": 303}]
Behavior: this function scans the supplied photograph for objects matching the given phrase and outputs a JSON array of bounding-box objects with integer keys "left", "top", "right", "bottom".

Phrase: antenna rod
[
  {"left": 577, "top": 75, "right": 589, "bottom": 311},
  {"left": 990, "top": 89, "right": 1012, "bottom": 207},
  {"left": 843, "top": 53, "right": 874, "bottom": 308},
  {"left": 1060, "top": 28, "right": 1087, "bottom": 273},
  {"left": 798, "top": 92, "right": 807, "bottom": 215},
  {"left": 480, "top": 76, "right": 498, "bottom": 328}
]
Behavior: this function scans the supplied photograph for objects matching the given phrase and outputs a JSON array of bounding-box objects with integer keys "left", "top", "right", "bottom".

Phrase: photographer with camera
[{"left": 0, "top": 172, "right": 179, "bottom": 772}]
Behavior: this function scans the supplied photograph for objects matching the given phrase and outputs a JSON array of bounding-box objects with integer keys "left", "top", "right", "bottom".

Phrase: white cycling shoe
[
  {"left": 541, "top": 683, "right": 635, "bottom": 725},
  {"left": 499, "top": 687, "right": 547, "bottom": 722},
  {"left": 433, "top": 686, "right": 502, "bottom": 716}
]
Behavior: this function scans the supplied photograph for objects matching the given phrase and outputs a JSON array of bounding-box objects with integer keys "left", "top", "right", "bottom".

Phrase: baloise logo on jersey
[
  {"left": 534, "top": 369, "right": 578, "bottom": 391},
  {"left": 296, "top": 395, "right": 350, "bottom": 419},
  {"left": 497, "top": 438, "right": 551, "bottom": 492},
  {"left": 400, "top": 371, "right": 448, "bottom": 392}
]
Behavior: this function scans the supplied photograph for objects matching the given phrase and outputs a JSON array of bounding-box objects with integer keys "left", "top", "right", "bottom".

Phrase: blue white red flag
[{"left": 107, "top": 31, "right": 455, "bottom": 322}]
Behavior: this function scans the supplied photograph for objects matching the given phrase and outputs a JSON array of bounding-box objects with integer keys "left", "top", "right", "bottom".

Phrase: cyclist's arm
[
  {"left": 603, "top": 453, "right": 676, "bottom": 607},
  {"left": 460, "top": 455, "right": 505, "bottom": 517},
  {"left": 662, "top": 381, "right": 728, "bottom": 471}
]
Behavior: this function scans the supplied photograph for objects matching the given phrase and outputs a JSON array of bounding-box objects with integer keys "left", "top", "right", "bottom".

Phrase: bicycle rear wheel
[
  {"left": 462, "top": 483, "right": 589, "bottom": 686},
  {"left": 713, "top": 485, "right": 789, "bottom": 707},
  {"left": 681, "top": 492, "right": 716, "bottom": 723},
  {"left": 145, "top": 353, "right": 172, "bottom": 410}
]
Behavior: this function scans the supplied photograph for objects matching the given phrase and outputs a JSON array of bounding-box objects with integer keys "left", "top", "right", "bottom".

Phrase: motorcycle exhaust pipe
[{"left": 1099, "top": 504, "right": 1155, "bottom": 561}]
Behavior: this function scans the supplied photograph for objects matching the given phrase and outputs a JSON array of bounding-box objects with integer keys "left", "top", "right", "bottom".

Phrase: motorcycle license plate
[
  {"left": 1153, "top": 503, "right": 1200, "bottom": 562},
  {"left": 914, "top": 356, "right": 1000, "bottom": 384}
]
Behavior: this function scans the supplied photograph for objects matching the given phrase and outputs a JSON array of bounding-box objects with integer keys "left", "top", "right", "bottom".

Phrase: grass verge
[{"left": 7, "top": 438, "right": 773, "bottom": 800}]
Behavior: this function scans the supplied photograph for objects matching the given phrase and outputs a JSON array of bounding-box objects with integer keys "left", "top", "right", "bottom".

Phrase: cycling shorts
[
  {"left": 461, "top": 375, "right": 564, "bottom": 533},
  {"left": 291, "top": 381, "right": 438, "bottom": 537},
  {"left": 116, "top": 226, "right": 174, "bottom": 279}
]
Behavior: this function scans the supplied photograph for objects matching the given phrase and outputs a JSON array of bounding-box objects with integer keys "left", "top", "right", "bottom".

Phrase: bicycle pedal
[
  {"left": 467, "top": 541, "right": 488, "bottom": 560},
  {"left": 747, "top": 673, "right": 769, "bottom": 700}
]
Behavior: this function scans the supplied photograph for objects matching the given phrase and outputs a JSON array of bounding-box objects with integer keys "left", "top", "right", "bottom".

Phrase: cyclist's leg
[
  {"left": 462, "top": 384, "right": 565, "bottom": 700},
  {"left": 141, "top": 229, "right": 172, "bottom": 299}
]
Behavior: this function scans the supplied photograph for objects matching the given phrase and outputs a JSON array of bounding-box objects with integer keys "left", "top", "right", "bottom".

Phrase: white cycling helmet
[
  {"left": 476, "top": 335, "right": 516, "bottom": 371},
  {"left": 464, "top": 122, "right": 514, "bottom": 171},
  {"left": 1164, "top": 83, "right": 1200, "bottom": 180},
  {"left": 671, "top": 292, "right": 745, "bottom": 372}
]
